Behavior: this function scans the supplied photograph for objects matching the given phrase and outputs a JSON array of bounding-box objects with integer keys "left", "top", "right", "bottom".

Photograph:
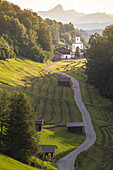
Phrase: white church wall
[{"left": 61, "top": 54, "right": 71, "bottom": 59}]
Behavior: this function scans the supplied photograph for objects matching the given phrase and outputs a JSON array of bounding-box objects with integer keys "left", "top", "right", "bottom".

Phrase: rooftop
[
  {"left": 66, "top": 122, "right": 83, "bottom": 127},
  {"left": 34, "top": 120, "right": 45, "bottom": 125},
  {"left": 56, "top": 77, "right": 71, "bottom": 82},
  {"left": 40, "top": 145, "right": 57, "bottom": 153},
  {"left": 76, "top": 33, "right": 80, "bottom": 37}
]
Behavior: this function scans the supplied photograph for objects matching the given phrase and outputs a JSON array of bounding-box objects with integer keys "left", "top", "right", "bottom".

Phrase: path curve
[{"left": 44, "top": 61, "right": 96, "bottom": 170}]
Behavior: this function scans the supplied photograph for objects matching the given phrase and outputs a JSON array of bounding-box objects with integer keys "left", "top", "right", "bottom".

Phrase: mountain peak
[{"left": 50, "top": 4, "right": 64, "bottom": 12}]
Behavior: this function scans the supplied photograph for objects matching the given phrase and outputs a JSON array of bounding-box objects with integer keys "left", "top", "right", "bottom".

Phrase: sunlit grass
[
  {"left": 0, "top": 154, "right": 38, "bottom": 170},
  {"left": 39, "top": 128, "right": 85, "bottom": 160}
]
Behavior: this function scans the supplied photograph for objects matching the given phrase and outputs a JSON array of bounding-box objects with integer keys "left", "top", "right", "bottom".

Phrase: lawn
[{"left": 49, "top": 59, "right": 113, "bottom": 170}]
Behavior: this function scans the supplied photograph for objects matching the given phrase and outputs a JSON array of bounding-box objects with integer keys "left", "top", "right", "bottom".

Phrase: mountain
[
  {"left": 38, "top": 5, "right": 113, "bottom": 30},
  {"left": 38, "top": 4, "right": 84, "bottom": 23}
]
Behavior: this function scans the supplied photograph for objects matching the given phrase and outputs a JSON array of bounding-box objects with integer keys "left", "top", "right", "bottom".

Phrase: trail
[{"left": 44, "top": 61, "right": 96, "bottom": 170}]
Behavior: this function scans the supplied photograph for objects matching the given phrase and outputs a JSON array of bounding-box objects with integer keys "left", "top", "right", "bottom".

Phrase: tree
[
  {"left": 5, "top": 91, "right": 40, "bottom": 163},
  {"left": 45, "top": 19, "right": 59, "bottom": 44},
  {"left": 60, "top": 32, "right": 71, "bottom": 45},
  {"left": 85, "top": 32, "right": 112, "bottom": 98},
  {"left": 75, "top": 46, "right": 80, "bottom": 58},
  {"left": 0, "top": 90, "right": 10, "bottom": 151},
  {"left": 0, "top": 1, "right": 53, "bottom": 62}
]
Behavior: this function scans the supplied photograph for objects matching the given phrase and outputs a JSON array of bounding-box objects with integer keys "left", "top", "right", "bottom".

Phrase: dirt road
[{"left": 44, "top": 61, "right": 96, "bottom": 170}]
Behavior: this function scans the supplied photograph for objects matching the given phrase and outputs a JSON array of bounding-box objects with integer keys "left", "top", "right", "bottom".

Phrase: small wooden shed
[
  {"left": 56, "top": 77, "right": 71, "bottom": 86},
  {"left": 40, "top": 145, "right": 57, "bottom": 160},
  {"left": 66, "top": 122, "right": 83, "bottom": 134},
  {"left": 34, "top": 120, "right": 45, "bottom": 132}
]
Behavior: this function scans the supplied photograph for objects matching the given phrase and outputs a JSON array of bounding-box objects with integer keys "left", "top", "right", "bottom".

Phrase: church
[{"left": 72, "top": 33, "right": 83, "bottom": 53}]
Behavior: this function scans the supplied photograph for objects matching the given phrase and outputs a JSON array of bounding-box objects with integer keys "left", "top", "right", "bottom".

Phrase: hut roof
[
  {"left": 40, "top": 145, "right": 57, "bottom": 153},
  {"left": 66, "top": 122, "right": 83, "bottom": 127},
  {"left": 34, "top": 120, "right": 45, "bottom": 125},
  {"left": 56, "top": 77, "right": 71, "bottom": 82}
]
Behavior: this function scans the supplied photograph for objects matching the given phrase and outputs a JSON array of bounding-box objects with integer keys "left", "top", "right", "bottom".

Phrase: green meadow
[
  {"left": 0, "top": 57, "right": 85, "bottom": 169},
  {"left": 50, "top": 59, "right": 113, "bottom": 170},
  {"left": 0, "top": 154, "right": 38, "bottom": 170}
]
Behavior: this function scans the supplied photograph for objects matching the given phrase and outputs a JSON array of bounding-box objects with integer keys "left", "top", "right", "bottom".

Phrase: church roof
[{"left": 76, "top": 33, "right": 80, "bottom": 37}]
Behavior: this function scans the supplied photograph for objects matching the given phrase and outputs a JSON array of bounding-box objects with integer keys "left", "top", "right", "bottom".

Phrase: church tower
[
  {"left": 72, "top": 33, "right": 83, "bottom": 53},
  {"left": 75, "top": 33, "right": 81, "bottom": 43}
]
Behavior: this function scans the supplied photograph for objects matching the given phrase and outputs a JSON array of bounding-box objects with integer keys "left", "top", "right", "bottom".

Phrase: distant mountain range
[{"left": 38, "top": 4, "right": 113, "bottom": 30}]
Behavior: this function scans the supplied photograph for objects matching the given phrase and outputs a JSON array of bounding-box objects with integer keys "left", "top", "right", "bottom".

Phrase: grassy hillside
[
  {"left": 0, "top": 56, "right": 82, "bottom": 124},
  {"left": 0, "top": 57, "right": 84, "bottom": 169},
  {"left": 39, "top": 128, "right": 84, "bottom": 160},
  {"left": 50, "top": 59, "right": 113, "bottom": 170},
  {"left": 0, "top": 154, "right": 37, "bottom": 170},
  {"left": 0, "top": 153, "right": 58, "bottom": 170}
]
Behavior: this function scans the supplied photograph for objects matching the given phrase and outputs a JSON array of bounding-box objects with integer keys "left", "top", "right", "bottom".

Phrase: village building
[
  {"left": 72, "top": 33, "right": 83, "bottom": 54},
  {"left": 34, "top": 120, "right": 45, "bottom": 132},
  {"left": 40, "top": 145, "right": 57, "bottom": 160},
  {"left": 53, "top": 47, "right": 72, "bottom": 61},
  {"left": 66, "top": 122, "right": 83, "bottom": 134},
  {"left": 56, "top": 76, "right": 71, "bottom": 87},
  {"left": 53, "top": 44, "right": 69, "bottom": 49}
]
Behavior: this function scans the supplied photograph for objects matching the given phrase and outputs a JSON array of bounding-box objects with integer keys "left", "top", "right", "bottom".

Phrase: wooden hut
[
  {"left": 40, "top": 145, "right": 57, "bottom": 160},
  {"left": 34, "top": 120, "right": 45, "bottom": 132},
  {"left": 66, "top": 122, "right": 83, "bottom": 134},
  {"left": 56, "top": 76, "right": 71, "bottom": 87}
]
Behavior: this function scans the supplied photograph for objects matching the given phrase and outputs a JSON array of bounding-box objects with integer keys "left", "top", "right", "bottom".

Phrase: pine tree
[{"left": 5, "top": 91, "right": 40, "bottom": 163}]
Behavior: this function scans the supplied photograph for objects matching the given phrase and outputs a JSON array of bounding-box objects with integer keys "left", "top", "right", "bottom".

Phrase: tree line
[
  {"left": 0, "top": 1, "right": 53, "bottom": 62},
  {"left": 86, "top": 25, "right": 113, "bottom": 100},
  {"left": 45, "top": 18, "right": 87, "bottom": 46}
]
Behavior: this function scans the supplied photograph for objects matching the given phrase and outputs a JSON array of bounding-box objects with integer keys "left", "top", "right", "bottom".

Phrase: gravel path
[{"left": 44, "top": 61, "right": 96, "bottom": 170}]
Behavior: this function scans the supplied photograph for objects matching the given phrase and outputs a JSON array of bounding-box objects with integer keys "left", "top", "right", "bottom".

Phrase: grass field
[
  {"left": 0, "top": 154, "right": 37, "bottom": 170},
  {"left": 0, "top": 57, "right": 85, "bottom": 169},
  {"left": 50, "top": 59, "right": 113, "bottom": 170},
  {"left": 39, "top": 128, "right": 84, "bottom": 160},
  {"left": 0, "top": 153, "right": 58, "bottom": 170}
]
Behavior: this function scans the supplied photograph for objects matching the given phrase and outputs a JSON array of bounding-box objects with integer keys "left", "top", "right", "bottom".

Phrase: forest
[
  {"left": 0, "top": 1, "right": 53, "bottom": 62},
  {"left": 45, "top": 18, "right": 87, "bottom": 46}
]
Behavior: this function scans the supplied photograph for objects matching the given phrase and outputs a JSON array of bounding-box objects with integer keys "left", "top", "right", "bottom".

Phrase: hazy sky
[{"left": 6, "top": 0, "right": 113, "bottom": 14}]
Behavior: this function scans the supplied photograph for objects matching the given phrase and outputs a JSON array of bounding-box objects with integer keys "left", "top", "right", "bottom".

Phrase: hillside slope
[
  {"left": 0, "top": 154, "right": 37, "bottom": 170},
  {"left": 0, "top": 57, "right": 84, "bottom": 169}
]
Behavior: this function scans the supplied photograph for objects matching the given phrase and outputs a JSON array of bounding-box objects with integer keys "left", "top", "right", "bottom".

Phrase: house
[
  {"left": 53, "top": 44, "right": 69, "bottom": 49},
  {"left": 53, "top": 47, "right": 72, "bottom": 61},
  {"left": 40, "top": 145, "right": 57, "bottom": 160},
  {"left": 72, "top": 33, "right": 83, "bottom": 54},
  {"left": 56, "top": 76, "right": 71, "bottom": 87},
  {"left": 34, "top": 120, "right": 45, "bottom": 132},
  {"left": 66, "top": 122, "right": 83, "bottom": 134}
]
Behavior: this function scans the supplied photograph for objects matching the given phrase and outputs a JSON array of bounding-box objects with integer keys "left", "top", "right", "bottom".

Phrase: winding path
[{"left": 44, "top": 61, "right": 96, "bottom": 170}]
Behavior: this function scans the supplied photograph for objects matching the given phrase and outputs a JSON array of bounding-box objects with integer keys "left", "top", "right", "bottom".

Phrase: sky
[{"left": 6, "top": 0, "right": 113, "bottom": 14}]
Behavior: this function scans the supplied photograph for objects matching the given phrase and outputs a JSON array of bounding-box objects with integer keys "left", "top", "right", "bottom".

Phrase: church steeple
[{"left": 75, "top": 33, "right": 80, "bottom": 43}]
